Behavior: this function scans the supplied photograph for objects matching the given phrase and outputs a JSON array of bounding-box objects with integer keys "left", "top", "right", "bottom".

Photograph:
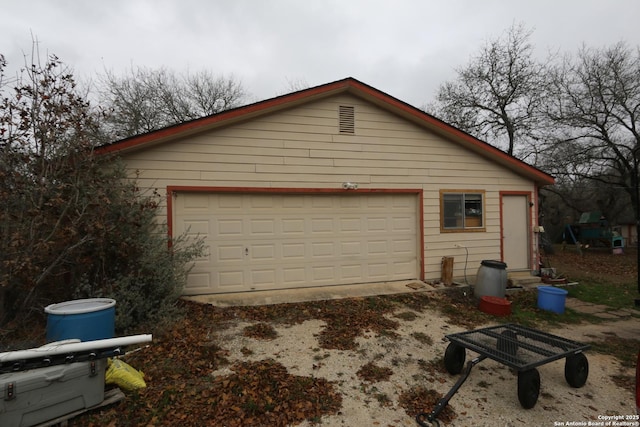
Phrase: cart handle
[{"left": 416, "top": 355, "right": 487, "bottom": 427}]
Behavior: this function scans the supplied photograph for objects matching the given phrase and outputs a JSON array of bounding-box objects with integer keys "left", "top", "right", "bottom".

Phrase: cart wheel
[
  {"left": 497, "top": 330, "right": 518, "bottom": 357},
  {"left": 444, "top": 342, "right": 466, "bottom": 375},
  {"left": 565, "top": 353, "right": 589, "bottom": 388},
  {"left": 517, "top": 368, "right": 540, "bottom": 409}
]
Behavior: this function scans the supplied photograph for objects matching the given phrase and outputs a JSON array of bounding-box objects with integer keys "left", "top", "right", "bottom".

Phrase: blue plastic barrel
[
  {"left": 45, "top": 298, "right": 116, "bottom": 342},
  {"left": 537, "top": 286, "right": 568, "bottom": 314}
]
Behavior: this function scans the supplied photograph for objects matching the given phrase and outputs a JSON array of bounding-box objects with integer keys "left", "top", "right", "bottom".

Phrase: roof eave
[
  {"left": 96, "top": 77, "right": 555, "bottom": 186},
  {"left": 95, "top": 80, "right": 352, "bottom": 156},
  {"left": 342, "top": 80, "right": 555, "bottom": 186}
]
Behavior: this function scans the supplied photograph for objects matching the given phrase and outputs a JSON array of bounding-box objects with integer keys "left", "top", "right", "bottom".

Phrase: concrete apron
[{"left": 183, "top": 280, "right": 436, "bottom": 307}]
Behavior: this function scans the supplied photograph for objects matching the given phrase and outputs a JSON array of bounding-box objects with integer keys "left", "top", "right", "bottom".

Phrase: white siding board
[
  {"left": 238, "top": 121, "right": 335, "bottom": 135},
  {"left": 332, "top": 134, "right": 443, "bottom": 147},
  {"left": 230, "top": 172, "right": 373, "bottom": 184},
  {"left": 283, "top": 157, "right": 334, "bottom": 167},
  {"left": 285, "top": 140, "right": 364, "bottom": 152},
  {"left": 264, "top": 105, "right": 337, "bottom": 119},
  {"left": 253, "top": 112, "right": 337, "bottom": 127},
  {"left": 134, "top": 170, "right": 201, "bottom": 181},
  {"left": 309, "top": 149, "right": 434, "bottom": 162},
  {"left": 122, "top": 160, "right": 257, "bottom": 174},
  {"left": 171, "top": 143, "right": 310, "bottom": 158},
  {"left": 188, "top": 132, "right": 288, "bottom": 147},
  {"left": 204, "top": 127, "right": 334, "bottom": 143},
  {"left": 124, "top": 146, "right": 291, "bottom": 163},
  {"left": 256, "top": 164, "right": 369, "bottom": 176}
]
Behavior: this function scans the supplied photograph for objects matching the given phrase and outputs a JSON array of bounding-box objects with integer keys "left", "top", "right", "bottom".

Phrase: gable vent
[{"left": 338, "top": 105, "right": 355, "bottom": 134}]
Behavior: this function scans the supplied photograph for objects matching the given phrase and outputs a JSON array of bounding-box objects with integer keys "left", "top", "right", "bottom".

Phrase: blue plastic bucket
[
  {"left": 45, "top": 298, "right": 116, "bottom": 342},
  {"left": 537, "top": 286, "right": 568, "bottom": 314}
]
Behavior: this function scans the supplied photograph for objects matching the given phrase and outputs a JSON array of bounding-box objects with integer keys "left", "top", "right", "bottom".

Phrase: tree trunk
[
  {"left": 637, "top": 217, "right": 640, "bottom": 296},
  {"left": 441, "top": 257, "right": 454, "bottom": 286}
]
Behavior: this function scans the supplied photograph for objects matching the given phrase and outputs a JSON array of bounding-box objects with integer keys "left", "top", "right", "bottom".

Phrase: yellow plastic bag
[{"left": 105, "top": 358, "right": 146, "bottom": 391}]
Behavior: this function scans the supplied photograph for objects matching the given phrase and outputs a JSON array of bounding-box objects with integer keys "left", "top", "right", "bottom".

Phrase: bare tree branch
[
  {"left": 97, "top": 67, "right": 248, "bottom": 140},
  {"left": 428, "top": 23, "right": 548, "bottom": 157}
]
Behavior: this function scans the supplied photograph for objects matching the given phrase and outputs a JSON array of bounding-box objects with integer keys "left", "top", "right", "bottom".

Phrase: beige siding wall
[{"left": 120, "top": 94, "right": 535, "bottom": 282}]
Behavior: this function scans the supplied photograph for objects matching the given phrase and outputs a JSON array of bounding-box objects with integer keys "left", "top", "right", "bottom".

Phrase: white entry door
[
  {"left": 174, "top": 192, "right": 419, "bottom": 294},
  {"left": 501, "top": 195, "right": 530, "bottom": 270}
]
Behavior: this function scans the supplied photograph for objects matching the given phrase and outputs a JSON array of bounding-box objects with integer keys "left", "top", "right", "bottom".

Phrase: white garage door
[{"left": 174, "top": 192, "right": 419, "bottom": 295}]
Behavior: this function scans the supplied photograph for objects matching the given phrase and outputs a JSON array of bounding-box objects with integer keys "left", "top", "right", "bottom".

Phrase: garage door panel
[
  {"left": 341, "top": 264, "right": 363, "bottom": 279},
  {"left": 282, "top": 197, "right": 304, "bottom": 208},
  {"left": 368, "top": 263, "right": 390, "bottom": 279},
  {"left": 312, "top": 242, "right": 335, "bottom": 257},
  {"left": 394, "top": 260, "right": 417, "bottom": 275},
  {"left": 283, "top": 267, "right": 306, "bottom": 285},
  {"left": 185, "top": 273, "right": 210, "bottom": 289},
  {"left": 218, "top": 271, "right": 245, "bottom": 289},
  {"left": 367, "top": 218, "right": 387, "bottom": 232},
  {"left": 252, "top": 269, "right": 276, "bottom": 285},
  {"left": 217, "top": 194, "right": 243, "bottom": 208},
  {"left": 248, "top": 195, "right": 274, "bottom": 209},
  {"left": 182, "top": 220, "right": 209, "bottom": 236},
  {"left": 217, "top": 219, "right": 243, "bottom": 236},
  {"left": 339, "top": 218, "right": 361, "bottom": 232},
  {"left": 312, "top": 265, "right": 336, "bottom": 281},
  {"left": 367, "top": 240, "right": 388, "bottom": 255},
  {"left": 250, "top": 219, "right": 276, "bottom": 235},
  {"left": 312, "top": 197, "right": 333, "bottom": 209},
  {"left": 192, "top": 256, "right": 211, "bottom": 267},
  {"left": 184, "top": 195, "right": 210, "bottom": 209},
  {"left": 393, "top": 217, "right": 414, "bottom": 231},
  {"left": 393, "top": 239, "right": 416, "bottom": 254},
  {"left": 218, "top": 245, "right": 244, "bottom": 261},
  {"left": 282, "top": 242, "right": 305, "bottom": 259},
  {"left": 311, "top": 218, "right": 334, "bottom": 233},
  {"left": 175, "top": 192, "right": 418, "bottom": 294},
  {"left": 250, "top": 244, "right": 276, "bottom": 261},
  {"left": 341, "top": 241, "right": 362, "bottom": 255},
  {"left": 340, "top": 197, "right": 361, "bottom": 208},
  {"left": 282, "top": 218, "right": 305, "bottom": 234}
]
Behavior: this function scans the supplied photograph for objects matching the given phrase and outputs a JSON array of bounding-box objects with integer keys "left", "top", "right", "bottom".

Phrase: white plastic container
[
  {"left": 474, "top": 260, "right": 508, "bottom": 298},
  {"left": 0, "top": 355, "right": 105, "bottom": 427}
]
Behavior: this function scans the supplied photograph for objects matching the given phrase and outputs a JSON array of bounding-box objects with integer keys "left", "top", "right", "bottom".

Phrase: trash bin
[
  {"left": 474, "top": 260, "right": 508, "bottom": 298},
  {"left": 45, "top": 298, "right": 116, "bottom": 342},
  {"left": 537, "top": 286, "right": 568, "bottom": 314}
]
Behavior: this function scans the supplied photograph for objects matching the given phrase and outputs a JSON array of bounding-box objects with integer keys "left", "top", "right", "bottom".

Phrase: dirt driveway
[
  {"left": 204, "top": 291, "right": 638, "bottom": 427},
  {"left": 82, "top": 285, "right": 639, "bottom": 427}
]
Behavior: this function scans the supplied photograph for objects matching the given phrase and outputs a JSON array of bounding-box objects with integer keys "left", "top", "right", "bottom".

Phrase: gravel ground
[{"left": 210, "top": 308, "right": 636, "bottom": 427}]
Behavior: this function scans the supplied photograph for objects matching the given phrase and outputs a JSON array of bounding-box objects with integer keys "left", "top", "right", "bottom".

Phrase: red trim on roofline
[
  {"left": 344, "top": 79, "right": 554, "bottom": 185},
  {"left": 166, "top": 185, "right": 426, "bottom": 281},
  {"left": 98, "top": 77, "right": 554, "bottom": 186},
  {"left": 96, "top": 79, "right": 352, "bottom": 155}
]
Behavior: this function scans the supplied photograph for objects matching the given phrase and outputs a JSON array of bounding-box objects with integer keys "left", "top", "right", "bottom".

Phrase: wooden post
[{"left": 441, "top": 256, "right": 454, "bottom": 286}]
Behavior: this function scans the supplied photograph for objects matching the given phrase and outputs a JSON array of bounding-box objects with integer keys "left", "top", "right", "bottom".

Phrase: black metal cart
[{"left": 416, "top": 324, "right": 590, "bottom": 426}]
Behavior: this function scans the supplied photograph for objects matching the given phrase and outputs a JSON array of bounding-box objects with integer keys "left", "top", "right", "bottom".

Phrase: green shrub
[
  {"left": 68, "top": 172, "right": 205, "bottom": 333},
  {"left": 0, "top": 52, "right": 203, "bottom": 334}
]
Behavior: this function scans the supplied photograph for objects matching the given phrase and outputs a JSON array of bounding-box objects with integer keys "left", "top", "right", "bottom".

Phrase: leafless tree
[
  {"left": 543, "top": 42, "right": 640, "bottom": 291},
  {"left": 97, "top": 67, "right": 248, "bottom": 140},
  {"left": 277, "top": 77, "right": 310, "bottom": 95},
  {"left": 428, "top": 23, "right": 548, "bottom": 158},
  {"left": 0, "top": 48, "right": 204, "bottom": 327}
]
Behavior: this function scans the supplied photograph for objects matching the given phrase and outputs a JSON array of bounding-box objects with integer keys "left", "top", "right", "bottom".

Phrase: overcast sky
[{"left": 2, "top": 0, "right": 640, "bottom": 108}]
